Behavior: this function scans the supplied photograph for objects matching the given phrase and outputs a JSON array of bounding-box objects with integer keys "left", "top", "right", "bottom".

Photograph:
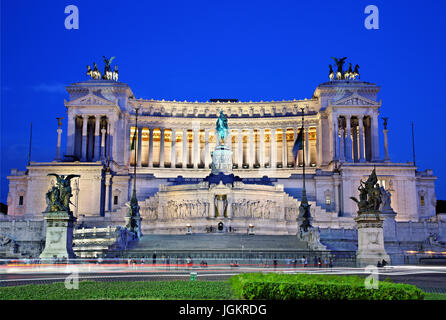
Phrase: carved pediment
[
  {"left": 65, "top": 93, "right": 116, "bottom": 107},
  {"left": 331, "top": 93, "right": 379, "bottom": 107}
]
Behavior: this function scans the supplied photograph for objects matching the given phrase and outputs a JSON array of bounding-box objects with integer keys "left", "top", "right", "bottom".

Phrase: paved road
[{"left": 1, "top": 265, "right": 445, "bottom": 293}]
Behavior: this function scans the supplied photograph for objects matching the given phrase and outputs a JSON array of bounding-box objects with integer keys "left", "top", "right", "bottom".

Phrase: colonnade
[
  {"left": 68, "top": 114, "right": 110, "bottom": 162},
  {"left": 334, "top": 114, "right": 379, "bottom": 162},
  {"left": 129, "top": 126, "right": 319, "bottom": 169}
]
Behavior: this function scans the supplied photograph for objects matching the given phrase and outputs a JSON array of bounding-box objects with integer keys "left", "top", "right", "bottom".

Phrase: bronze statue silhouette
[
  {"left": 329, "top": 65, "right": 335, "bottom": 81},
  {"left": 352, "top": 64, "right": 360, "bottom": 80},
  {"left": 45, "top": 174, "right": 80, "bottom": 213},
  {"left": 331, "top": 57, "right": 348, "bottom": 80},
  {"left": 216, "top": 111, "right": 229, "bottom": 144},
  {"left": 102, "top": 56, "right": 115, "bottom": 80},
  {"left": 350, "top": 169, "right": 382, "bottom": 213}
]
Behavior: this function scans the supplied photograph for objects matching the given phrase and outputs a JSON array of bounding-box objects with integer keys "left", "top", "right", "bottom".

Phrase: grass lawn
[
  {"left": 0, "top": 280, "right": 236, "bottom": 300},
  {"left": 424, "top": 292, "right": 446, "bottom": 300}
]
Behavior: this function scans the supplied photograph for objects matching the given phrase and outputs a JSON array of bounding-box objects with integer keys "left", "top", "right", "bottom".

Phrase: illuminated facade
[{"left": 5, "top": 78, "right": 439, "bottom": 234}]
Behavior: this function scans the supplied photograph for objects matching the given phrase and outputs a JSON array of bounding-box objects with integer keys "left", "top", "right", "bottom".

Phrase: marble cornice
[
  {"left": 131, "top": 115, "right": 321, "bottom": 130},
  {"left": 127, "top": 98, "right": 319, "bottom": 118}
]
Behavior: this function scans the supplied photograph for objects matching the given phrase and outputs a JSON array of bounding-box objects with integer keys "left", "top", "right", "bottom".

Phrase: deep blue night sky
[{"left": 1, "top": 0, "right": 445, "bottom": 203}]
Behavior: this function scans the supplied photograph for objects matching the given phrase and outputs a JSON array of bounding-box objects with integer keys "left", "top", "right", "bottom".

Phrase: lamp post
[
  {"left": 126, "top": 107, "right": 142, "bottom": 238},
  {"left": 298, "top": 107, "right": 312, "bottom": 232}
]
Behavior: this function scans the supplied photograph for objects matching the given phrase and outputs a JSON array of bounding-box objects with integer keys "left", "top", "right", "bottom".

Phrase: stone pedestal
[
  {"left": 381, "top": 210, "right": 397, "bottom": 241},
  {"left": 211, "top": 145, "right": 233, "bottom": 175},
  {"left": 355, "top": 211, "right": 390, "bottom": 267},
  {"left": 40, "top": 211, "right": 76, "bottom": 259},
  {"left": 298, "top": 227, "right": 327, "bottom": 251},
  {"left": 125, "top": 215, "right": 142, "bottom": 239}
]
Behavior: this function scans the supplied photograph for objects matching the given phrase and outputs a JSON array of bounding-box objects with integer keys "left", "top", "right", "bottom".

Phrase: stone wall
[{"left": 0, "top": 216, "right": 45, "bottom": 258}]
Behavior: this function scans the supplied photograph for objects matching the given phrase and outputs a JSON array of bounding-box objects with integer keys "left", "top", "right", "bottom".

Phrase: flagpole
[
  {"left": 297, "top": 107, "right": 312, "bottom": 232},
  {"left": 301, "top": 108, "right": 305, "bottom": 191},
  {"left": 28, "top": 122, "right": 33, "bottom": 167},
  {"left": 133, "top": 107, "right": 139, "bottom": 194},
  {"left": 411, "top": 121, "right": 416, "bottom": 167},
  {"left": 26, "top": 122, "right": 32, "bottom": 175}
]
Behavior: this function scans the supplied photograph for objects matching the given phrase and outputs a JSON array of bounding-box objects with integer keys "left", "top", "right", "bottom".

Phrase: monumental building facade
[{"left": 5, "top": 73, "right": 439, "bottom": 237}]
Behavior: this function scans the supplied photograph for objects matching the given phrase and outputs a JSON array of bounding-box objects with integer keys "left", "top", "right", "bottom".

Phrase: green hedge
[{"left": 230, "top": 273, "right": 424, "bottom": 300}]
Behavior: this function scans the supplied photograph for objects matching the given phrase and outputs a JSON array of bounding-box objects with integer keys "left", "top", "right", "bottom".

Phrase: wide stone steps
[{"left": 125, "top": 233, "right": 309, "bottom": 251}]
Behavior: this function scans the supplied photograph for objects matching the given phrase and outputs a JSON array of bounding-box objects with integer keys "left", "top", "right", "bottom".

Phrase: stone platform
[{"left": 106, "top": 233, "right": 342, "bottom": 264}]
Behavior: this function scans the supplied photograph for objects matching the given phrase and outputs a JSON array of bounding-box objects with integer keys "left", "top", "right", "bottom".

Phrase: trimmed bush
[{"left": 230, "top": 273, "right": 424, "bottom": 300}]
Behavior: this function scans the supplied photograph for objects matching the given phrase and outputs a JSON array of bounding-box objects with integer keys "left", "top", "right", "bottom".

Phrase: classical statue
[
  {"left": 382, "top": 117, "right": 388, "bottom": 130},
  {"left": 331, "top": 57, "right": 347, "bottom": 80},
  {"left": 379, "top": 186, "right": 394, "bottom": 213},
  {"left": 56, "top": 117, "right": 64, "bottom": 129},
  {"left": 45, "top": 174, "right": 80, "bottom": 213},
  {"left": 345, "top": 63, "right": 353, "bottom": 80},
  {"left": 352, "top": 64, "right": 360, "bottom": 80},
  {"left": 216, "top": 111, "right": 229, "bottom": 145},
  {"left": 350, "top": 169, "right": 382, "bottom": 214},
  {"left": 215, "top": 195, "right": 227, "bottom": 217},
  {"left": 328, "top": 65, "right": 335, "bottom": 81},
  {"left": 0, "top": 234, "right": 12, "bottom": 246},
  {"left": 102, "top": 56, "right": 115, "bottom": 80},
  {"left": 112, "top": 65, "right": 119, "bottom": 81},
  {"left": 92, "top": 63, "right": 101, "bottom": 79}
]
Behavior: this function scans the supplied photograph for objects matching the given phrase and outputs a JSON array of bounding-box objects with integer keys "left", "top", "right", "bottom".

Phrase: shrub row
[{"left": 230, "top": 273, "right": 424, "bottom": 300}]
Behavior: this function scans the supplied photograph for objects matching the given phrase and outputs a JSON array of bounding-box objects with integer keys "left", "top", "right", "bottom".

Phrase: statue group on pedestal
[
  {"left": 87, "top": 56, "right": 119, "bottom": 81},
  {"left": 329, "top": 57, "right": 360, "bottom": 81},
  {"left": 350, "top": 168, "right": 382, "bottom": 214},
  {"left": 45, "top": 174, "right": 80, "bottom": 213}
]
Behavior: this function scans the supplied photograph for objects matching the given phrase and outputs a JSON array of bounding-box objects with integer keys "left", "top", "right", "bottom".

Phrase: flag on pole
[
  {"left": 131, "top": 129, "right": 137, "bottom": 150},
  {"left": 292, "top": 129, "right": 303, "bottom": 160}
]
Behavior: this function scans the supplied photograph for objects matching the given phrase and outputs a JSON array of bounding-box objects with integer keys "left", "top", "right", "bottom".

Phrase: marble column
[
  {"left": 55, "top": 128, "right": 62, "bottom": 161},
  {"left": 339, "top": 127, "right": 345, "bottom": 161},
  {"left": 334, "top": 178, "right": 341, "bottom": 215},
  {"left": 271, "top": 128, "right": 277, "bottom": 168},
  {"left": 227, "top": 129, "right": 232, "bottom": 151},
  {"left": 94, "top": 116, "right": 101, "bottom": 161},
  {"left": 148, "top": 128, "right": 154, "bottom": 167},
  {"left": 260, "top": 128, "right": 265, "bottom": 167},
  {"left": 282, "top": 128, "right": 287, "bottom": 167},
  {"left": 345, "top": 116, "right": 352, "bottom": 162},
  {"left": 358, "top": 116, "right": 365, "bottom": 162},
  {"left": 248, "top": 128, "right": 254, "bottom": 168},
  {"left": 238, "top": 128, "right": 243, "bottom": 168},
  {"left": 171, "top": 128, "right": 177, "bottom": 168},
  {"left": 110, "top": 116, "right": 117, "bottom": 164},
  {"left": 226, "top": 196, "right": 233, "bottom": 219},
  {"left": 204, "top": 128, "right": 210, "bottom": 168},
  {"left": 81, "top": 115, "right": 88, "bottom": 161},
  {"left": 305, "top": 126, "right": 310, "bottom": 166},
  {"left": 352, "top": 120, "right": 358, "bottom": 162},
  {"left": 383, "top": 128, "right": 390, "bottom": 162},
  {"left": 209, "top": 195, "right": 216, "bottom": 218},
  {"left": 104, "top": 173, "right": 111, "bottom": 213},
  {"left": 137, "top": 127, "right": 142, "bottom": 167},
  {"left": 332, "top": 116, "right": 338, "bottom": 161},
  {"left": 100, "top": 127, "right": 106, "bottom": 160},
  {"left": 316, "top": 123, "right": 321, "bottom": 167},
  {"left": 159, "top": 128, "right": 165, "bottom": 167},
  {"left": 193, "top": 128, "right": 199, "bottom": 168},
  {"left": 371, "top": 113, "right": 380, "bottom": 161},
  {"left": 182, "top": 128, "right": 188, "bottom": 168},
  {"left": 66, "top": 114, "right": 76, "bottom": 156},
  {"left": 293, "top": 128, "right": 298, "bottom": 168}
]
